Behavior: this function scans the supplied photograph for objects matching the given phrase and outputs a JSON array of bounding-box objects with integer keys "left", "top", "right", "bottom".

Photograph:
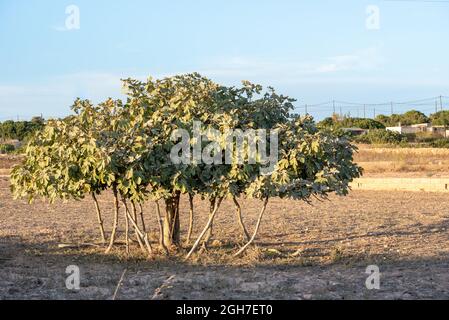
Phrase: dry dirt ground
[
  {"left": 2, "top": 175, "right": 449, "bottom": 300},
  {"left": 0, "top": 155, "right": 22, "bottom": 176}
]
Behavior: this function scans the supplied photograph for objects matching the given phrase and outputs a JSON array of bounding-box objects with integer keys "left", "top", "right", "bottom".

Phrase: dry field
[
  {"left": 2, "top": 149, "right": 449, "bottom": 300},
  {"left": 355, "top": 145, "right": 449, "bottom": 178},
  {"left": 2, "top": 174, "right": 449, "bottom": 299}
]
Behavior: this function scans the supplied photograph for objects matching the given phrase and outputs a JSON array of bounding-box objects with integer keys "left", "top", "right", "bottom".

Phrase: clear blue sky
[{"left": 1, "top": 0, "right": 448, "bottom": 120}]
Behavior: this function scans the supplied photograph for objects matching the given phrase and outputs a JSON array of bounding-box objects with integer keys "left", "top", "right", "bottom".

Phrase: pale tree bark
[
  {"left": 123, "top": 198, "right": 152, "bottom": 257},
  {"left": 130, "top": 200, "right": 146, "bottom": 253},
  {"left": 91, "top": 193, "right": 106, "bottom": 244},
  {"left": 105, "top": 186, "right": 120, "bottom": 254},
  {"left": 155, "top": 200, "right": 169, "bottom": 255},
  {"left": 124, "top": 205, "right": 130, "bottom": 256},
  {"left": 185, "top": 198, "right": 223, "bottom": 260},
  {"left": 232, "top": 196, "right": 250, "bottom": 241},
  {"left": 203, "top": 197, "right": 216, "bottom": 247},
  {"left": 234, "top": 197, "right": 269, "bottom": 257},
  {"left": 185, "top": 194, "right": 195, "bottom": 245},
  {"left": 138, "top": 203, "right": 146, "bottom": 233}
]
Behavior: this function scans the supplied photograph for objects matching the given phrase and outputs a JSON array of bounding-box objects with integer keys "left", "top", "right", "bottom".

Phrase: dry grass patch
[{"left": 355, "top": 145, "right": 449, "bottom": 177}]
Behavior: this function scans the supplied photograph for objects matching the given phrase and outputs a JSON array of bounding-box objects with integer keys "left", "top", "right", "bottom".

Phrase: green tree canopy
[
  {"left": 375, "top": 110, "right": 429, "bottom": 127},
  {"left": 0, "top": 120, "right": 45, "bottom": 141},
  {"left": 430, "top": 110, "right": 449, "bottom": 126},
  {"left": 11, "top": 73, "right": 362, "bottom": 259},
  {"left": 318, "top": 116, "right": 384, "bottom": 130}
]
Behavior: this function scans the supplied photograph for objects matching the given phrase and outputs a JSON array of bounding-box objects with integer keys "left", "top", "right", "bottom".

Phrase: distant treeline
[
  {"left": 0, "top": 117, "right": 45, "bottom": 141},
  {"left": 3, "top": 110, "right": 449, "bottom": 145},
  {"left": 318, "top": 110, "right": 449, "bottom": 129}
]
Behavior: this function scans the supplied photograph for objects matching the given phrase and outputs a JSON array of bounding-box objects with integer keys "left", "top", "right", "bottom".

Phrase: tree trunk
[
  {"left": 124, "top": 204, "right": 130, "bottom": 256},
  {"left": 105, "top": 186, "right": 119, "bottom": 254},
  {"left": 123, "top": 200, "right": 153, "bottom": 257},
  {"left": 155, "top": 200, "right": 169, "bottom": 254},
  {"left": 234, "top": 197, "right": 269, "bottom": 257},
  {"left": 203, "top": 197, "right": 216, "bottom": 246},
  {"left": 185, "top": 194, "right": 194, "bottom": 245},
  {"left": 138, "top": 203, "right": 146, "bottom": 233},
  {"left": 185, "top": 198, "right": 223, "bottom": 260},
  {"left": 130, "top": 200, "right": 146, "bottom": 254},
  {"left": 232, "top": 196, "right": 250, "bottom": 241},
  {"left": 91, "top": 193, "right": 106, "bottom": 244},
  {"left": 163, "top": 192, "right": 181, "bottom": 248}
]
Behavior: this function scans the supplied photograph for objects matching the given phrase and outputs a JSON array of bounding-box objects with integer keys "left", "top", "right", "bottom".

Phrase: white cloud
[
  {"left": 197, "top": 46, "right": 386, "bottom": 82},
  {"left": 1, "top": 55, "right": 447, "bottom": 120},
  {"left": 0, "top": 85, "right": 26, "bottom": 96},
  {"left": 0, "top": 46, "right": 386, "bottom": 117},
  {"left": 0, "top": 72, "right": 130, "bottom": 119},
  {"left": 51, "top": 25, "right": 74, "bottom": 32},
  {"left": 315, "top": 47, "right": 386, "bottom": 74}
]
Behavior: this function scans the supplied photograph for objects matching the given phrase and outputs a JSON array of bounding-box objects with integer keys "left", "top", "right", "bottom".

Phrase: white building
[{"left": 386, "top": 123, "right": 447, "bottom": 137}]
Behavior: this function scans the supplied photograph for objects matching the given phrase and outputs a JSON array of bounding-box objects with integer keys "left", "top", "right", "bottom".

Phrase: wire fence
[
  {"left": 1, "top": 96, "right": 448, "bottom": 122},
  {"left": 294, "top": 95, "right": 449, "bottom": 119}
]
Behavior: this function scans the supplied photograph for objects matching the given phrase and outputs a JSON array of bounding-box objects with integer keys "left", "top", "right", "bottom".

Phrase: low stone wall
[{"left": 350, "top": 177, "right": 449, "bottom": 193}]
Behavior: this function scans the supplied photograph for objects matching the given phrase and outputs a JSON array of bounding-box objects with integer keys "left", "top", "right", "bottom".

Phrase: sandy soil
[
  {"left": 0, "top": 155, "right": 22, "bottom": 168},
  {"left": 2, "top": 175, "right": 449, "bottom": 300}
]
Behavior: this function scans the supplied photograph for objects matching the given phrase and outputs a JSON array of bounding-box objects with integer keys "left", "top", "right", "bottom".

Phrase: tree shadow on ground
[
  {"left": 2, "top": 217, "right": 449, "bottom": 300},
  {"left": 260, "top": 217, "right": 449, "bottom": 247}
]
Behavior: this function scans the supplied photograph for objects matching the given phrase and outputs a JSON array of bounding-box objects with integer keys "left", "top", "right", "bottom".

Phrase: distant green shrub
[
  {"left": 0, "top": 118, "right": 45, "bottom": 141},
  {"left": 413, "top": 132, "right": 439, "bottom": 143},
  {"left": 430, "top": 138, "right": 449, "bottom": 148},
  {"left": 0, "top": 144, "right": 15, "bottom": 154},
  {"left": 354, "top": 129, "right": 407, "bottom": 145},
  {"left": 318, "top": 117, "right": 385, "bottom": 130},
  {"left": 430, "top": 111, "right": 449, "bottom": 126},
  {"left": 375, "top": 110, "right": 429, "bottom": 127}
]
